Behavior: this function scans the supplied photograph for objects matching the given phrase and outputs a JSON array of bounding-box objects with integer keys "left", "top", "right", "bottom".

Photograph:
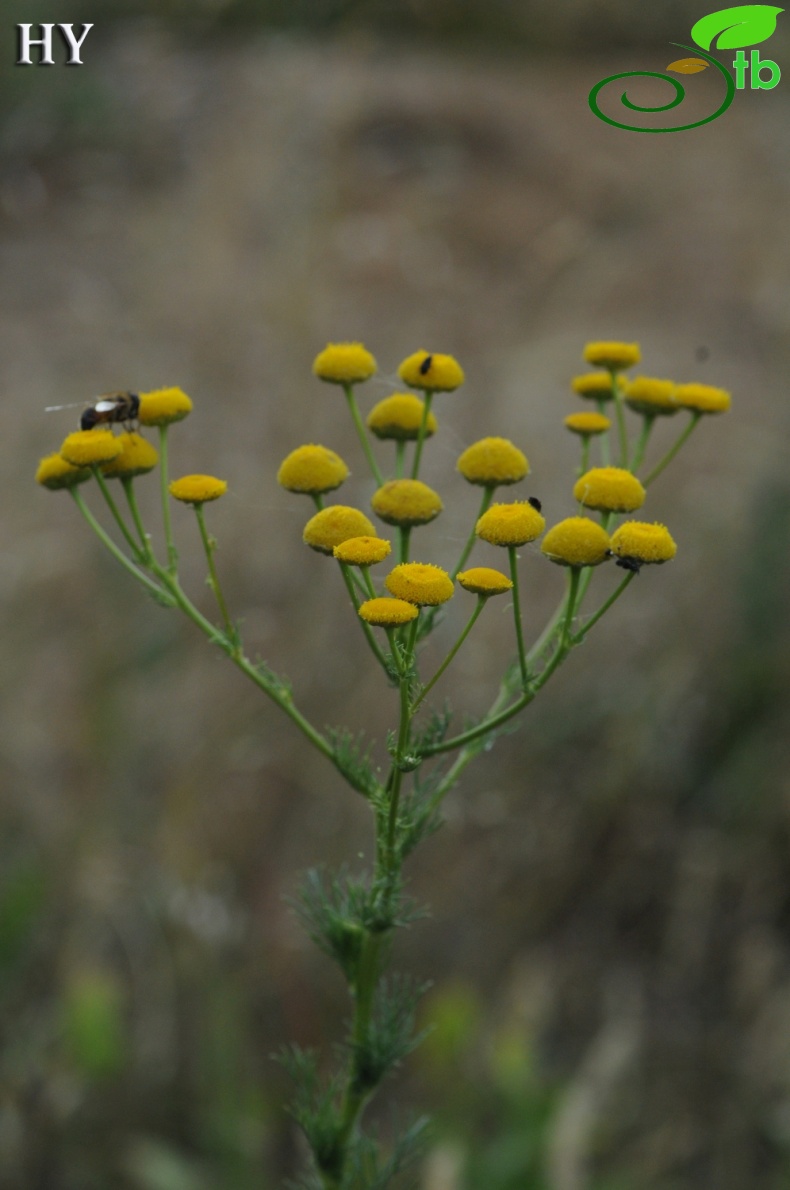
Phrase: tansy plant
[{"left": 37, "top": 344, "right": 730, "bottom": 1188}]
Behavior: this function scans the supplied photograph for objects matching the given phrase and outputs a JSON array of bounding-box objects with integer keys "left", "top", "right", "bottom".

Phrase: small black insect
[
  {"left": 80, "top": 391, "right": 140, "bottom": 432},
  {"left": 419, "top": 354, "right": 433, "bottom": 376},
  {"left": 611, "top": 553, "right": 643, "bottom": 574},
  {"left": 527, "top": 496, "right": 542, "bottom": 512}
]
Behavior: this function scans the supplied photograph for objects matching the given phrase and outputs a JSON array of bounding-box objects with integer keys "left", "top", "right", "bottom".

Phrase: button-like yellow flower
[
  {"left": 333, "top": 536, "right": 392, "bottom": 566},
  {"left": 573, "top": 467, "right": 645, "bottom": 513},
  {"left": 371, "top": 479, "right": 442, "bottom": 527},
  {"left": 674, "top": 383, "right": 731, "bottom": 414},
  {"left": 571, "top": 373, "right": 624, "bottom": 401},
  {"left": 398, "top": 350, "right": 464, "bottom": 392},
  {"left": 303, "top": 506, "right": 377, "bottom": 554},
  {"left": 169, "top": 475, "right": 228, "bottom": 504},
  {"left": 609, "top": 521, "right": 677, "bottom": 564},
  {"left": 138, "top": 387, "right": 193, "bottom": 427},
  {"left": 475, "top": 501, "right": 545, "bottom": 547},
  {"left": 61, "top": 430, "right": 122, "bottom": 467},
  {"left": 623, "top": 377, "right": 679, "bottom": 416},
  {"left": 457, "top": 437, "right": 528, "bottom": 487},
  {"left": 366, "top": 393, "right": 438, "bottom": 441},
  {"left": 385, "top": 562, "right": 454, "bottom": 606},
  {"left": 541, "top": 517, "right": 611, "bottom": 567},
  {"left": 312, "top": 342, "right": 377, "bottom": 385},
  {"left": 277, "top": 444, "right": 350, "bottom": 495},
  {"left": 583, "top": 341, "right": 641, "bottom": 371},
  {"left": 563, "top": 412, "right": 611, "bottom": 436},
  {"left": 101, "top": 432, "right": 159, "bottom": 479},
  {"left": 36, "top": 452, "right": 92, "bottom": 490},
  {"left": 358, "top": 597, "right": 419, "bottom": 626},
  {"left": 456, "top": 567, "right": 513, "bottom": 596}
]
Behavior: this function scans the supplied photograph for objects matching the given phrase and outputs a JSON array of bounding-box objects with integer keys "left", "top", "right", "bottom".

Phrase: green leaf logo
[{"left": 691, "top": 4, "right": 783, "bottom": 49}]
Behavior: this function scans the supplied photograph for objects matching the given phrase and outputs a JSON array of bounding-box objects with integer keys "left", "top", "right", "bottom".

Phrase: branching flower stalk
[{"left": 38, "top": 347, "right": 731, "bottom": 1189}]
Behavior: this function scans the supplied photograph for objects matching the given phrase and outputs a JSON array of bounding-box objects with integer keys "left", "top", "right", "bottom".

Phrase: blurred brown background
[{"left": 3, "top": 1, "right": 790, "bottom": 1187}]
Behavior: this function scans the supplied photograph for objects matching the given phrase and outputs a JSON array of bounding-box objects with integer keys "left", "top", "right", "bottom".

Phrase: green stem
[
  {"left": 344, "top": 383, "right": 383, "bottom": 486},
  {"left": 573, "top": 570, "right": 636, "bottom": 642},
  {"left": 610, "top": 368, "right": 629, "bottom": 467},
  {"left": 630, "top": 414, "right": 655, "bottom": 473},
  {"left": 643, "top": 412, "right": 701, "bottom": 486},
  {"left": 410, "top": 391, "right": 434, "bottom": 480},
  {"left": 70, "top": 487, "right": 173, "bottom": 604},
  {"left": 92, "top": 468, "right": 144, "bottom": 561},
  {"left": 596, "top": 398, "right": 610, "bottom": 465},
  {"left": 158, "top": 426, "right": 178, "bottom": 573},
  {"left": 579, "top": 435, "right": 590, "bottom": 476},
  {"left": 395, "top": 440, "right": 406, "bottom": 479},
  {"left": 194, "top": 503, "right": 236, "bottom": 643},
  {"left": 508, "top": 545, "right": 529, "bottom": 689},
  {"left": 121, "top": 477, "right": 154, "bottom": 562},
  {"left": 398, "top": 525, "right": 411, "bottom": 565},
  {"left": 412, "top": 596, "right": 485, "bottom": 711},
  {"left": 452, "top": 486, "right": 494, "bottom": 578},
  {"left": 338, "top": 562, "right": 390, "bottom": 672},
  {"left": 311, "top": 493, "right": 325, "bottom": 512}
]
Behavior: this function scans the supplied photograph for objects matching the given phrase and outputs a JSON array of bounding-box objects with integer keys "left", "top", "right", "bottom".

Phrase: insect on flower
[
  {"left": 528, "top": 496, "right": 542, "bottom": 512},
  {"left": 46, "top": 391, "right": 141, "bottom": 432},
  {"left": 419, "top": 354, "right": 433, "bottom": 376}
]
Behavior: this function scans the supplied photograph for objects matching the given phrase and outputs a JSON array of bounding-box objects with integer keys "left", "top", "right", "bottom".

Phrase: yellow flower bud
[
  {"left": 169, "top": 475, "right": 228, "bottom": 504},
  {"left": 609, "top": 521, "right": 677, "bottom": 564},
  {"left": 101, "top": 432, "right": 159, "bottom": 479},
  {"left": 333, "top": 537, "right": 392, "bottom": 566},
  {"left": 371, "top": 480, "right": 442, "bottom": 528},
  {"left": 61, "top": 430, "right": 122, "bottom": 467},
  {"left": 312, "top": 342, "right": 377, "bottom": 385},
  {"left": 358, "top": 597, "right": 419, "bottom": 626},
  {"left": 303, "top": 506, "right": 377, "bottom": 555},
  {"left": 623, "top": 377, "right": 679, "bottom": 417},
  {"left": 541, "top": 517, "right": 611, "bottom": 567},
  {"left": 137, "top": 387, "right": 193, "bottom": 427},
  {"left": 582, "top": 341, "right": 641, "bottom": 371},
  {"left": 366, "top": 394, "right": 438, "bottom": 441},
  {"left": 475, "top": 502, "right": 545, "bottom": 548},
  {"left": 674, "top": 383, "right": 731, "bottom": 414},
  {"left": 277, "top": 445, "right": 349, "bottom": 495},
  {"left": 573, "top": 467, "right": 645, "bottom": 514},
  {"left": 457, "top": 437, "right": 528, "bottom": 487},
  {"left": 456, "top": 567, "right": 513, "bottom": 596},
  {"left": 397, "top": 350, "right": 464, "bottom": 392},
  {"left": 36, "top": 452, "right": 92, "bottom": 490},
  {"left": 563, "top": 412, "right": 611, "bottom": 436},
  {"left": 385, "top": 562, "right": 454, "bottom": 606}
]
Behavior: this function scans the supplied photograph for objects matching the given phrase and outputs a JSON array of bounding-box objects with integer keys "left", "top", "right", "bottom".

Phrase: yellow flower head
[
  {"left": 583, "top": 341, "right": 641, "bottom": 371},
  {"left": 541, "top": 517, "right": 611, "bottom": 567},
  {"left": 61, "top": 429, "right": 122, "bottom": 467},
  {"left": 277, "top": 444, "right": 350, "bottom": 495},
  {"left": 334, "top": 536, "right": 392, "bottom": 566},
  {"left": 313, "top": 342, "right": 377, "bottom": 385},
  {"left": 137, "top": 387, "right": 193, "bottom": 427},
  {"left": 169, "top": 474, "right": 228, "bottom": 504},
  {"left": 563, "top": 412, "right": 611, "bottom": 436},
  {"left": 371, "top": 479, "right": 442, "bottom": 527},
  {"left": 101, "top": 432, "right": 159, "bottom": 479},
  {"left": 571, "top": 373, "right": 623, "bottom": 401},
  {"left": 398, "top": 350, "right": 464, "bottom": 392},
  {"left": 623, "top": 376, "right": 679, "bottom": 417},
  {"left": 674, "top": 383, "right": 731, "bottom": 415},
  {"left": 573, "top": 467, "right": 646, "bottom": 513},
  {"left": 36, "top": 452, "right": 92, "bottom": 491},
  {"left": 358, "top": 597, "right": 419, "bottom": 627},
  {"left": 475, "top": 501, "right": 545, "bottom": 547},
  {"left": 303, "top": 505, "right": 377, "bottom": 554},
  {"left": 610, "top": 521, "right": 677, "bottom": 564},
  {"left": 385, "top": 562, "right": 454, "bottom": 606},
  {"left": 457, "top": 437, "right": 529, "bottom": 487},
  {"left": 366, "top": 393, "right": 438, "bottom": 441},
  {"left": 457, "top": 567, "right": 513, "bottom": 597}
]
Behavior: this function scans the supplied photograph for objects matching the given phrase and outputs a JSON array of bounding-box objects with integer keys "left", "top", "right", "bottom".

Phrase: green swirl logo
[{"left": 589, "top": 5, "right": 783, "bottom": 132}]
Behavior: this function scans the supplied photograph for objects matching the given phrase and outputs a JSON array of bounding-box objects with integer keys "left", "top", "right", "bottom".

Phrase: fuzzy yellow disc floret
[
  {"left": 303, "top": 506, "right": 377, "bottom": 554},
  {"left": 583, "top": 341, "right": 641, "bottom": 371},
  {"left": 674, "top": 383, "right": 731, "bottom": 414},
  {"left": 36, "top": 452, "right": 92, "bottom": 490},
  {"left": 457, "top": 437, "right": 528, "bottom": 486},
  {"left": 366, "top": 394, "right": 438, "bottom": 441},
  {"left": 541, "top": 517, "right": 612, "bottom": 567},
  {"left": 358, "top": 597, "right": 419, "bottom": 627},
  {"left": 623, "top": 377, "right": 679, "bottom": 417},
  {"left": 371, "top": 479, "right": 442, "bottom": 527},
  {"left": 277, "top": 444, "right": 350, "bottom": 495},
  {"left": 138, "top": 387, "right": 193, "bottom": 427},
  {"left": 398, "top": 350, "right": 464, "bottom": 392},
  {"left": 573, "top": 467, "right": 646, "bottom": 514},
  {"left": 169, "top": 474, "right": 228, "bottom": 504},
  {"left": 564, "top": 412, "right": 611, "bottom": 436},
  {"left": 571, "top": 373, "right": 623, "bottom": 401},
  {"left": 313, "top": 342, "right": 377, "bottom": 385},
  {"left": 101, "top": 432, "right": 159, "bottom": 479},
  {"left": 475, "top": 501, "right": 545, "bottom": 547},
  {"left": 385, "top": 562, "right": 454, "bottom": 606},
  {"left": 457, "top": 567, "right": 513, "bottom": 596},
  {"left": 609, "top": 522, "right": 677, "bottom": 564},
  {"left": 60, "top": 430, "right": 122, "bottom": 467},
  {"left": 334, "top": 536, "right": 392, "bottom": 566}
]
